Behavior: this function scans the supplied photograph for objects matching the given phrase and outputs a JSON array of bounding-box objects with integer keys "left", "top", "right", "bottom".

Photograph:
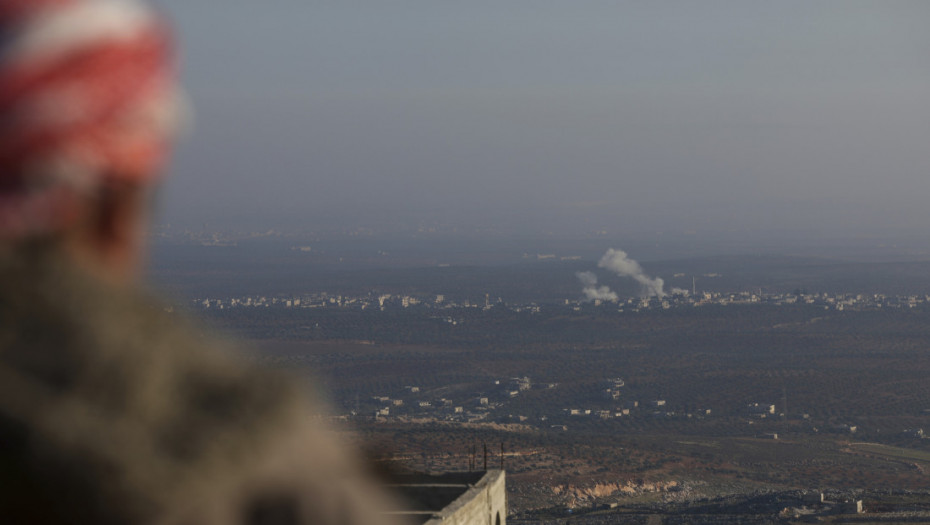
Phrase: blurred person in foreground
[{"left": 0, "top": 1, "right": 402, "bottom": 523}]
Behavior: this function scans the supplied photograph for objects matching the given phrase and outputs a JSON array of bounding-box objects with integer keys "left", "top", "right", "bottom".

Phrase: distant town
[
  {"left": 190, "top": 287, "right": 930, "bottom": 436},
  {"left": 193, "top": 287, "right": 930, "bottom": 314}
]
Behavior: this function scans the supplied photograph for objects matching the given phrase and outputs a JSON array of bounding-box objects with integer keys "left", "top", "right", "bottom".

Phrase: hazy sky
[{"left": 152, "top": 1, "right": 930, "bottom": 238}]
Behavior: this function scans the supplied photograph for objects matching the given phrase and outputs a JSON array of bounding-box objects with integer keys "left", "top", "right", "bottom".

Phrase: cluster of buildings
[
  {"left": 779, "top": 492, "right": 864, "bottom": 519},
  {"left": 337, "top": 374, "right": 924, "bottom": 441},
  {"left": 357, "top": 376, "right": 725, "bottom": 429},
  {"left": 580, "top": 289, "right": 930, "bottom": 312},
  {"left": 362, "top": 379, "right": 523, "bottom": 424},
  {"left": 198, "top": 293, "right": 458, "bottom": 311},
  {"left": 193, "top": 288, "right": 930, "bottom": 314},
  {"left": 358, "top": 376, "right": 909, "bottom": 436},
  {"left": 359, "top": 376, "right": 568, "bottom": 424}
]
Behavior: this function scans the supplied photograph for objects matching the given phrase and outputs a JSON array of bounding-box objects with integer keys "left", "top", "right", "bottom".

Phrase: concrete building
[
  {"left": 386, "top": 470, "right": 507, "bottom": 525},
  {"left": 508, "top": 377, "right": 531, "bottom": 391}
]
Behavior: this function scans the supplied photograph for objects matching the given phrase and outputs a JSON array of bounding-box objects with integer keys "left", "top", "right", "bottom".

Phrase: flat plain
[{"left": 152, "top": 238, "right": 930, "bottom": 521}]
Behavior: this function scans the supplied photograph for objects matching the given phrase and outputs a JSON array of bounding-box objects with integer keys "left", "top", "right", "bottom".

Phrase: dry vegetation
[{"left": 207, "top": 303, "right": 930, "bottom": 517}]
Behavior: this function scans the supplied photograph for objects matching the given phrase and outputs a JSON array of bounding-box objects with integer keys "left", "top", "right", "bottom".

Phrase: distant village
[
  {"left": 345, "top": 376, "right": 698, "bottom": 429},
  {"left": 319, "top": 372, "right": 927, "bottom": 444}
]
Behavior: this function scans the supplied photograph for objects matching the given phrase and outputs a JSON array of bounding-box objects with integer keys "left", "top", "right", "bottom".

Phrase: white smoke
[
  {"left": 576, "top": 271, "right": 598, "bottom": 287},
  {"left": 576, "top": 271, "right": 619, "bottom": 302},
  {"left": 597, "top": 248, "right": 666, "bottom": 298}
]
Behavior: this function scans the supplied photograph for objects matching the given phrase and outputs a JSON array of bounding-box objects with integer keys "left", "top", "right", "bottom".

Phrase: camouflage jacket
[{"left": 0, "top": 246, "right": 403, "bottom": 525}]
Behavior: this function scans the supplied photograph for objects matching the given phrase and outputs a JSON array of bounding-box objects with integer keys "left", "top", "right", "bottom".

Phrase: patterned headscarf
[{"left": 0, "top": 0, "right": 181, "bottom": 237}]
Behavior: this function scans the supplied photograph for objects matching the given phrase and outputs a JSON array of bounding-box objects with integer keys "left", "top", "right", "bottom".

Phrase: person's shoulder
[
  {"left": 0, "top": 248, "right": 406, "bottom": 524},
  {"left": 0, "top": 244, "right": 301, "bottom": 434}
]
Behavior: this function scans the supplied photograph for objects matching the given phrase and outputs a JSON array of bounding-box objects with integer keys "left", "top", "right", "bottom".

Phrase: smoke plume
[
  {"left": 576, "top": 271, "right": 618, "bottom": 302},
  {"left": 597, "top": 248, "right": 666, "bottom": 298}
]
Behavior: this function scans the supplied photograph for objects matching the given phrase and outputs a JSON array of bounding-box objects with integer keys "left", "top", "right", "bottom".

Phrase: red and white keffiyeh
[{"left": 0, "top": 0, "right": 181, "bottom": 237}]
